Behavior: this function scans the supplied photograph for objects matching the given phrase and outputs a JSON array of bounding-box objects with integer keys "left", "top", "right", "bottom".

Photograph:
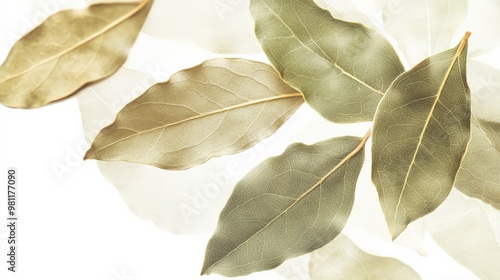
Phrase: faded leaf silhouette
[
  {"left": 86, "top": 0, "right": 260, "bottom": 54},
  {"left": 0, "top": 0, "right": 152, "bottom": 108},
  {"left": 78, "top": 65, "right": 306, "bottom": 235},
  {"left": 202, "top": 135, "right": 368, "bottom": 276},
  {"left": 250, "top": 0, "right": 404, "bottom": 123},
  {"left": 424, "top": 190, "right": 500, "bottom": 280},
  {"left": 310, "top": 234, "right": 421, "bottom": 280},
  {"left": 463, "top": 0, "right": 500, "bottom": 52},
  {"left": 374, "top": 0, "right": 467, "bottom": 66},
  {"left": 85, "top": 58, "right": 303, "bottom": 170},
  {"left": 455, "top": 120, "right": 500, "bottom": 209},
  {"left": 372, "top": 34, "right": 471, "bottom": 239},
  {"left": 314, "top": 0, "right": 380, "bottom": 29}
]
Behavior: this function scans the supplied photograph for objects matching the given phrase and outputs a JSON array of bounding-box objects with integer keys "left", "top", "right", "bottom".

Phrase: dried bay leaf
[
  {"left": 371, "top": 33, "right": 471, "bottom": 239},
  {"left": 0, "top": 0, "right": 152, "bottom": 108},
  {"left": 202, "top": 134, "right": 369, "bottom": 276},
  {"left": 85, "top": 58, "right": 304, "bottom": 170},
  {"left": 86, "top": 0, "right": 261, "bottom": 54},
  {"left": 310, "top": 234, "right": 421, "bottom": 280},
  {"left": 250, "top": 0, "right": 404, "bottom": 123},
  {"left": 455, "top": 120, "right": 500, "bottom": 209}
]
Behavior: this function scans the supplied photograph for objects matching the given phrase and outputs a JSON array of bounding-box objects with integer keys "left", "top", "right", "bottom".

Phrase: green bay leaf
[
  {"left": 85, "top": 58, "right": 303, "bottom": 170},
  {"left": 250, "top": 0, "right": 404, "bottom": 123},
  {"left": 371, "top": 33, "right": 471, "bottom": 239},
  {"left": 374, "top": 0, "right": 468, "bottom": 66},
  {"left": 310, "top": 234, "right": 421, "bottom": 280},
  {"left": 202, "top": 134, "right": 368, "bottom": 276},
  {"left": 0, "top": 0, "right": 152, "bottom": 108},
  {"left": 455, "top": 119, "right": 500, "bottom": 209}
]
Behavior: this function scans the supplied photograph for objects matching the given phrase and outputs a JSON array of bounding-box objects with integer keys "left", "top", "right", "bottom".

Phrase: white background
[{"left": 0, "top": 1, "right": 496, "bottom": 280}]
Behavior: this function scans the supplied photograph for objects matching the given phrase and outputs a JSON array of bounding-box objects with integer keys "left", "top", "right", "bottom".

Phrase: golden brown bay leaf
[
  {"left": 0, "top": 0, "right": 152, "bottom": 108},
  {"left": 85, "top": 58, "right": 304, "bottom": 170},
  {"left": 374, "top": 0, "right": 468, "bottom": 67},
  {"left": 455, "top": 120, "right": 500, "bottom": 209},
  {"left": 250, "top": 0, "right": 404, "bottom": 123},
  {"left": 425, "top": 190, "right": 500, "bottom": 280},
  {"left": 371, "top": 33, "right": 471, "bottom": 239},
  {"left": 202, "top": 133, "right": 369, "bottom": 276},
  {"left": 310, "top": 234, "right": 421, "bottom": 280}
]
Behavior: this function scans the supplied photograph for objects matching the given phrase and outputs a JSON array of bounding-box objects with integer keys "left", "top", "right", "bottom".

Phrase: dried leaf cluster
[{"left": 2, "top": 0, "right": 499, "bottom": 278}]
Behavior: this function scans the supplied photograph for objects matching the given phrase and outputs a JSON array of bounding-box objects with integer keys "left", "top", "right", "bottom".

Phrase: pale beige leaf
[
  {"left": 455, "top": 120, "right": 500, "bottom": 209},
  {"left": 250, "top": 0, "right": 404, "bottom": 123},
  {"left": 78, "top": 66, "right": 306, "bottom": 235},
  {"left": 373, "top": 0, "right": 467, "bottom": 66},
  {"left": 85, "top": 58, "right": 303, "bottom": 170},
  {"left": 314, "top": 0, "right": 380, "bottom": 28},
  {"left": 86, "top": 0, "right": 260, "bottom": 54},
  {"left": 202, "top": 134, "right": 368, "bottom": 276},
  {"left": 0, "top": 0, "right": 152, "bottom": 108},
  {"left": 424, "top": 190, "right": 500, "bottom": 280},
  {"left": 310, "top": 234, "right": 421, "bottom": 280},
  {"left": 371, "top": 33, "right": 471, "bottom": 239}
]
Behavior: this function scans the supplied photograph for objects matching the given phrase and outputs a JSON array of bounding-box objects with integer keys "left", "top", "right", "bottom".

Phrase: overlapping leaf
[
  {"left": 202, "top": 135, "right": 368, "bottom": 276},
  {"left": 250, "top": 0, "right": 404, "bottom": 123},
  {"left": 374, "top": 0, "right": 468, "bottom": 66},
  {"left": 310, "top": 234, "right": 421, "bottom": 280},
  {"left": 85, "top": 58, "right": 303, "bottom": 170},
  {"left": 455, "top": 120, "right": 500, "bottom": 209},
  {"left": 372, "top": 33, "right": 471, "bottom": 239},
  {"left": 0, "top": 0, "right": 152, "bottom": 108}
]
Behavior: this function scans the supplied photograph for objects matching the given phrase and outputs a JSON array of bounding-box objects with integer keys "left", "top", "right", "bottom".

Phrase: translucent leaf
[
  {"left": 310, "top": 234, "right": 421, "bottom": 280},
  {"left": 0, "top": 0, "right": 152, "bottom": 108},
  {"left": 455, "top": 120, "right": 500, "bottom": 209},
  {"left": 372, "top": 34, "right": 471, "bottom": 239},
  {"left": 77, "top": 65, "right": 307, "bottom": 235},
  {"left": 86, "top": 0, "right": 260, "bottom": 54},
  {"left": 85, "top": 58, "right": 303, "bottom": 170}
]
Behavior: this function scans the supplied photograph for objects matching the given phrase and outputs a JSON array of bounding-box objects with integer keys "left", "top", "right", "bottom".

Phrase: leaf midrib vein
[
  {"left": 203, "top": 129, "right": 371, "bottom": 273},
  {"left": 0, "top": 0, "right": 149, "bottom": 84},
  {"left": 393, "top": 33, "right": 470, "bottom": 229},
  {"left": 90, "top": 93, "right": 303, "bottom": 153},
  {"left": 260, "top": 0, "right": 384, "bottom": 96}
]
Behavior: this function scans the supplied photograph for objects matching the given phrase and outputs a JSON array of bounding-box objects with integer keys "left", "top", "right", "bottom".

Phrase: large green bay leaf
[
  {"left": 202, "top": 135, "right": 368, "bottom": 276},
  {"left": 0, "top": 0, "right": 152, "bottom": 108},
  {"left": 250, "top": 0, "right": 404, "bottom": 123},
  {"left": 310, "top": 234, "right": 421, "bottom": 280},
  {"left": 455, "top": 119, "right": 500, "bottom": 209},
  {"left": 372, "top": 33, "right": 471, "bottom": 239},
  {"left": 85, "top": 58, "right": 303, "bottom": 170}
]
